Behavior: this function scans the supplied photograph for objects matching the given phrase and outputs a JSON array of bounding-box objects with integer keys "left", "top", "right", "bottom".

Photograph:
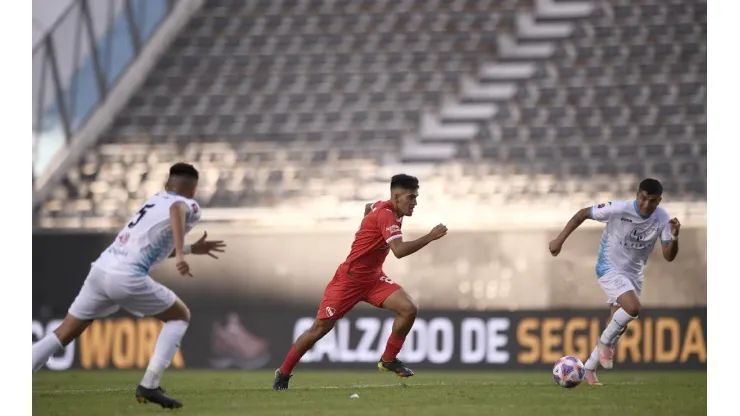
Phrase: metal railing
[{"left": 32, "top": 0, "right": 174, "bottom": 179}]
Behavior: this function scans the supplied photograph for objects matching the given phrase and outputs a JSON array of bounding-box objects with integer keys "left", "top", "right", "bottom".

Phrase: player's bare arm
[
  {"left": 387, "top": 224, "right": 447, "bottom": 259},
  {"left": 364, "top": 202, "right": 373, "bottom": 217},
  {"left": 549, "top": 207, "right": 592, "bottom": 256},
  {"left": 169, "top": 201, "right": 192, "bottom": 276},
  {"left": 661, "top": 217, "right": 680, "bottom": 262}
]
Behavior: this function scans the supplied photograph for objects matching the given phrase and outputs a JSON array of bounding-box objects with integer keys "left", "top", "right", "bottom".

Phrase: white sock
[
  {"left": 584, "top": 346, "right": 599, "bottom": 371},
  {"left": 585, "top": 317, "right": 626, "bottom": 372},
  {"left": 599, "top": 308, "right": 636, "bottom": 346},
  {"left": 32, "top": 333, "right": 63, "bottom": 372},
  {"left": 140, "top": 320, "right": 189, "bottom": 389},
  {"left": 611, "top": 333, "right": 623, "bottom": 349}
]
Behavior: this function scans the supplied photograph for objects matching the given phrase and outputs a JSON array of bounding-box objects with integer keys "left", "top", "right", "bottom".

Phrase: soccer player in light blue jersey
[
  {"left": 32, "top": 163, "right": 226, "bottom": 408},
  {"left": 548, "top": 179, "right": 681, "bottom": 385}
]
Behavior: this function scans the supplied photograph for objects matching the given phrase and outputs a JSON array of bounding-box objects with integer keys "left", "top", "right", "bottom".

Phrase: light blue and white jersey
[
  {"left": 591, "top": 200, "right": 672, "bottom": 279},
  {"left": 92, "top": 192, "right": 201, "bottom": 276}
]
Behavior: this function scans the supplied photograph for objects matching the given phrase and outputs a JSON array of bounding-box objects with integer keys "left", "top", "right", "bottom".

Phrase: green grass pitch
[{"left": 33, "top": 370, "right": 706, "bottom": 415}]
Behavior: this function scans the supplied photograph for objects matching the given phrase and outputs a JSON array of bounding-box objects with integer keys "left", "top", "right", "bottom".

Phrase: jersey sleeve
[
  {"left": 173, "top": 197, "right": 201, "bottom": 223},
  {"left": 378, "top": 209, "right": 403, "bottom": 243},
  {"left": 187, "top": 200, "right": 202, "bottom": 223},
  {"left": 589, "top": 201, "right": 624, "bottom": 223}
]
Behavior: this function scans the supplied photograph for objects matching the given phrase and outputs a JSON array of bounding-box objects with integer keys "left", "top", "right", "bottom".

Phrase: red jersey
[{"left": 340, "top": 200, "right": 403, "bottom": 281}]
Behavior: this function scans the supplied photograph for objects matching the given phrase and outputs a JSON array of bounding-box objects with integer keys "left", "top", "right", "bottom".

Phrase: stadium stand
[{"left": 35, "top": 0, "right": 706, "bottom": 228}]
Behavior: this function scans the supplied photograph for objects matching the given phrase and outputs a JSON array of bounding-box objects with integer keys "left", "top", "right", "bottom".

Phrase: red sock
[
  {"left": 279, "top": 345, "right": 304, "bottom": 375},
  {"left": 381, "top": 334, "right": 406, "bottom": 362}
]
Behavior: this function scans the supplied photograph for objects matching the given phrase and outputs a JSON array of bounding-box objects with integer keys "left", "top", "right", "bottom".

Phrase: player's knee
[
  {"left": 399, "top": 301, "right": 418, "bottom": 320},
  {"left": 179, "top": 304, "right": 192, "bottom": 323},
  {"left": 620, "top": 299, "right": 641, "bottom": 317},
  {"left": 158, "top": 300, "right": 191, "bottom": 323},
  {"left": 623, "top": 303, "right": 641, "bottom": 317},
  {"left": 616, "top": 291, "right": 641, "bottom": 317},
  {"left": 310, "top": 319, "right": 335, "bottom": 338},
  {"left": 169, "top": 301, "right": 191, "bottom": 323}
]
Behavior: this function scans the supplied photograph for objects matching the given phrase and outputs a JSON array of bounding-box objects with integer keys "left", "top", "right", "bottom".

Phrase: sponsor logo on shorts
[{"left": 325, "top": 307, "right": 336, "bottom": 317}]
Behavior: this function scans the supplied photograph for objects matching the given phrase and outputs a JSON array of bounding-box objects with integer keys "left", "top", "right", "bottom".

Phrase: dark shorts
[{"left": 316, "top": 267, "right": 402, "bottom": 320}]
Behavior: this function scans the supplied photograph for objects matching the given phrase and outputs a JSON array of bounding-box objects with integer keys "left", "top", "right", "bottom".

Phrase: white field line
[
  {"left": 34, "top": 382, "right": 439, "bottom": 395},
  {"left": 33, "top": 380, "right": 646, "bottom": 395}
]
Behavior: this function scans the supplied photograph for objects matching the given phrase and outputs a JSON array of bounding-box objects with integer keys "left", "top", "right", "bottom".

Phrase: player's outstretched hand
[
  {"left": 176, "top": 259, "right": 193, "bottom": 276},
  {"left": 669, "top": 217, "right": 681, "bottom": 236},
  {"left": 548, "top": 239, "right": 563, "bottom": 257},
  {"left": 192, "top": 231, "right": 227, "bottom": 259},
  {"left": 429, "top": 223, "right": 448, "bottom": 240}
]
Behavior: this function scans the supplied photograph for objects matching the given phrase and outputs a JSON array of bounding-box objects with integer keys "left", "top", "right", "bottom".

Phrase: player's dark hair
[
  {"left": 169, "top": 163, "right": 199, "bottom": 180},
  {"left": 390, "top": 174, "right": 419, "bottom": 191},
  {"left": 638, "top": 178, "right": 663, "bottom": 196}
]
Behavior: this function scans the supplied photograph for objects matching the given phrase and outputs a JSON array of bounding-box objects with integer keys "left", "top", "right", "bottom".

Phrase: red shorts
[{"left": 316, "top": 267, "right": 402, "bottom": 320}]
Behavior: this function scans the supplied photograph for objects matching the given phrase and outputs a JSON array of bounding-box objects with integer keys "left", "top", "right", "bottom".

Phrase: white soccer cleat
[
  {"left": 598, "top": 342, "right": 614, "bottom": 369},
  {"left": 585, "top": 370, "right": 603, "bottom": 386}
]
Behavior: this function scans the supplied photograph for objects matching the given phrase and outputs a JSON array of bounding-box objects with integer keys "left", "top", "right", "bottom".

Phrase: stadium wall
[
  {"left": 32, "top": 229, "right": 706, "bottom": 371},
  {"left": 33, "top": 308, "right": 705, "bottom": 372}
]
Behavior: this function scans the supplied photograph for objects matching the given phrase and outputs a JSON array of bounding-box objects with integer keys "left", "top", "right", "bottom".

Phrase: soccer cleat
[
  {"left": 598, "top": 342, "right": 614, "bottom": 369},
  {"left": 135, "top": 385, "right": 183, "bottom": 409},
  {"left": 377, "top": 358, "right": 414, "bottom": 378},
  {"left": 585, "top": 370, "right": 603, "bottom": 386},
  {"left": 273, "top": 368, "right": 292, "bottom": 391}
]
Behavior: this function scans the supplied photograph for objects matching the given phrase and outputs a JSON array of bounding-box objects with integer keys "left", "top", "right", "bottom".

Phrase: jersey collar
[
  {"left": 383, "top": 200, "right": 402, "bottom": 221},
  {"left": 633, "top": 200, "right": 651, "bottom": 219}
]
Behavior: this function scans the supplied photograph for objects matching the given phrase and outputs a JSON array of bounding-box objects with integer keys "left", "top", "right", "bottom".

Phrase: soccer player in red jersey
[{"left": 273, "top": 174, "right": 448, "bottom": 390}]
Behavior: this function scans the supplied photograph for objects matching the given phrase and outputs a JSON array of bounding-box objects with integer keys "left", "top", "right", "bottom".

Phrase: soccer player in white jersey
[
  {"left": 548, "top": 179, "right": 680, "bottom": 386},
  {"left": 31, "top": 163, "right": 226, "bottom": 408}
]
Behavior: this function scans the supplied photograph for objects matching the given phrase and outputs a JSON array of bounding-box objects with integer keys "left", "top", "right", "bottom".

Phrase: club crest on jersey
[
  {"left": 386, "top": 224, "right": 401, "bottom": 234},
  {"left": 325, "top": 307, "right": 336, "bottom": 317},
  {"left": 597, "top": 202, "right": 612, "bottom": 209},
  {"left": 191, "top": 203, "right": 199, "bottom": 214}
]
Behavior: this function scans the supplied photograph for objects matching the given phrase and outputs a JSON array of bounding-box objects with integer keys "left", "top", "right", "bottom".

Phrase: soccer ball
[{"left": 552, "top": 356, "right": 585, "bottom": 388}]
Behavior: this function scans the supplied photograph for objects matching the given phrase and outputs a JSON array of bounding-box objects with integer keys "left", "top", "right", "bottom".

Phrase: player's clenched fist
[
  {"left": 548, "top": 239, "right": 563, "bottom": 257},
  {"left": 428, "top": 223, "right": 448, "bottom": 240},
  {"left": 669, "top": 217, "right": 681, "bottom": 236},
  {"left": 176, "top": 259, "right": 193, "bottom": 276}
]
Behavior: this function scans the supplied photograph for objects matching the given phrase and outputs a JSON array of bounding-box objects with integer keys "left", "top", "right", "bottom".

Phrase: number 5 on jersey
[{"left": 128, "top": 204, "right": 155, "bottom": 228}]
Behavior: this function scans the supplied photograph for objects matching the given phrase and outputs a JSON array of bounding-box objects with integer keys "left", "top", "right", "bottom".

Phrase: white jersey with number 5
[
  {"left": 92, "top": 192, "right": 202, "bottom": 276},
  {"left": 590, "top": 200, "right": 672, "bottom": 279}
]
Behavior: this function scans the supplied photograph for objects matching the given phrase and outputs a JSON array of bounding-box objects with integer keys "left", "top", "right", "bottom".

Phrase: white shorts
[
  {"left": 68, "top": 266, "right": 177, "bottom": 320},
  {"left": 598, "top": 270, "right": 643, "bottom": 306}
]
